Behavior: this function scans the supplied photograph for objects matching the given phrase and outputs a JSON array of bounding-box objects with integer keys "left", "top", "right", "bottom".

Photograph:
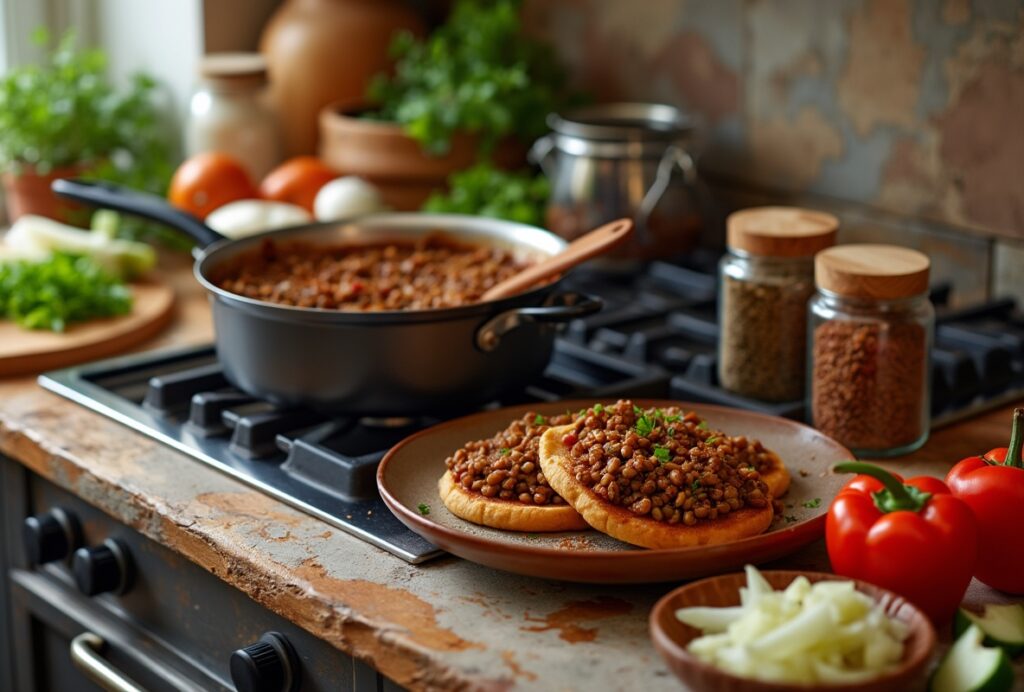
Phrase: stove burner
[{"left": 38, "top": 255, "right": 1024, "bottom": 563}]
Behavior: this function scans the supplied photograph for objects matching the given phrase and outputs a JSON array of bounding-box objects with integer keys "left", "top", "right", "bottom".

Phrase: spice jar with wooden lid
[
  {"left": 809, "top": 244, "right": 934, "bottom": 457},
  {"left": 186, "top": 53, "right": 283, "bottom": 180},
  {"left": 718, "top": 206, "right": 838, "bottom": 402}
]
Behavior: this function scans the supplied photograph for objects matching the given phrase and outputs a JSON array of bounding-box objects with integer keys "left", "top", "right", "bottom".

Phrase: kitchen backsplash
[{"left": 524, "top": 0, "right": 1024, "bottom": 305}]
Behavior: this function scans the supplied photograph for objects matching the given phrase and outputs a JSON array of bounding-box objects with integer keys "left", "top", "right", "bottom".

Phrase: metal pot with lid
[{"left": 531, "top": 103, "right": 705, "bottom": 263}]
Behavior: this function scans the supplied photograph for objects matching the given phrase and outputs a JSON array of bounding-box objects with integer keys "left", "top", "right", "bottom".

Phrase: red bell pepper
[
  {"left": 827, "top": 461, "right": 976, "bottom": 624},
  {"left": 946, "top": 407, "right": 1024, "bottom": 594}
]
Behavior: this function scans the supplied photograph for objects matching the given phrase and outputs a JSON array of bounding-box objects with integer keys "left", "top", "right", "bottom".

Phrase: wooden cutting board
[{"left": 0, "top": 282, "right": 175, "bottom": 377}]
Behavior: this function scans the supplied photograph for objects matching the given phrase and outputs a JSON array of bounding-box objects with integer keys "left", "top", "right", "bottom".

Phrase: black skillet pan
[{"left": 52, "top": 179, "right": 601, "bottom": 414}]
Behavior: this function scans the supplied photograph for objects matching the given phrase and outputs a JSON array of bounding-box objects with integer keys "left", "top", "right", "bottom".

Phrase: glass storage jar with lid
[
  {"left": 718, "top": 207, "right": 838, "bottom": 402},
  {"left": 186, "top": 53, "right": 282, "bottom": 180},
  {"left": 809, "top": 244, "right": 934, "bottom": 457}
]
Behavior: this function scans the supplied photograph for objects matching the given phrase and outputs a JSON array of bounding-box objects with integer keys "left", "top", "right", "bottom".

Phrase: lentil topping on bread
[
  {"left": 538, "top": 401, "right": 775, "bottom": 548},
  {"left": 439, "top": 412, "right": 588, "bottom": 532}
]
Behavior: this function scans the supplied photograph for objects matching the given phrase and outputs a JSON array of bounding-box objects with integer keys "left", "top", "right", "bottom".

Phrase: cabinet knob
[
  {"left": 72, "top": 538, "right": 133, "bottom": 596},
  {"left": 23, "top": 507, "right": 82, "bottom": 565},
  {"left": 230, "top": 632, "right": 300, "bottom": 692}
]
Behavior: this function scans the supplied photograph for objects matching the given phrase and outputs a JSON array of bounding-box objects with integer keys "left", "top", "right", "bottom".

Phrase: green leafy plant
[
  {"left": 423, "top": 163, "right": 549, "bottom": 225},
  {"left": 366, "top": 0, "right": 568, "bottom": 155},
  {"left": 0, "top": 252, "right": 132, "bottom": 332},
  {"left": 0, "top": 29, "right": 179, "bottom": 246}
]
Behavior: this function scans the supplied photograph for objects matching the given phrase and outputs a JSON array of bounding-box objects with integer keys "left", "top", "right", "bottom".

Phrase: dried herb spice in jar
[
  {"left": 809, "top": 244, "right": 934, "bottom": 457},
  {"left": 718, "top": 207, "right": 838, "bottom": 402}
]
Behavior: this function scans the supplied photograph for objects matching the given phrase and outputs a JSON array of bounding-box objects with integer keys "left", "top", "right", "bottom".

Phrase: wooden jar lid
[
  {"left": 815, "top": 244, "right": 930, "bottom": 299},
  {"left": 199, "top": 53, "right": 268, "bottom": 85},
  {"left": 726, "top": 206, "right": 838, "bottom": 257}
]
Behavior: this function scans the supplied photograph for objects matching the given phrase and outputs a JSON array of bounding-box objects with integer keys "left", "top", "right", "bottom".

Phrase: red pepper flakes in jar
[{"left": 809, "top": 244, "right": 934, "bottom": 457}]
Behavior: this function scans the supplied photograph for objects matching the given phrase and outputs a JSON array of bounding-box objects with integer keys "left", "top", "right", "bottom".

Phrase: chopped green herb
[
  {"left": 691, "top": 479, "right": 702, "bottom": 493},
  {"left": 578, "top": 408, "right": 586, "bottom": 417},
  {"left": 802, "top": 498, "right": 822, "bottom": 509},
  {"left": 667, "top": 427, "right": 676, "bottom": 437},
  {"left": 416, "top": 503, "right": 431, "bottom": 516},
  {"left": 653, "top": 445, "right": 671, "bottom": 463},
  {"left": 593, "top": 403, "right": 604, "bottom": 414},
  {"left": 665, "top": 414, "right": 681, "bottom": 423},
  {"left": 533, "top": 414, "right": 546, "bottom": 425},
  {"left": 705, "top": 436, "right": 719, "bottom": 445},
  {"left": 784, "top": 515, "right": 798, "bottom": 524},
  {"left": 499, "top": 448, "right": 510, "bottom": 456},
  {"left": 697, "top": 420, "right": 709, "bottom": 431},
  {"left": 635, "top": 414, "right": 654, "bottom": 437},
  {"left": 0, "top": 252, "right": 133, "bottom": 332}
]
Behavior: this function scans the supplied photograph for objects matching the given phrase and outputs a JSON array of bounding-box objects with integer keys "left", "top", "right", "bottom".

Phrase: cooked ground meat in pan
[{"left": 214, "top": 235, "right": 532, "bottom": 311}]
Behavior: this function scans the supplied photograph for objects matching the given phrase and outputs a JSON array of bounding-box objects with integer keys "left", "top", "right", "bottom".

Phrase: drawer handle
[{"left": 70, "top": 632, "right": 147, "bottom": 692}]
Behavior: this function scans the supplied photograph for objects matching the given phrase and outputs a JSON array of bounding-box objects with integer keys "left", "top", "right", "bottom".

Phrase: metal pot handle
[
  {"left": 528, "top": 135, "right": 557, "bottom": 179},
  {"left": 476, "top": 292, "right": 601, "bottom": 352},
  {"left": 636, "top": 145, "right": 697, "bottom": 243}
]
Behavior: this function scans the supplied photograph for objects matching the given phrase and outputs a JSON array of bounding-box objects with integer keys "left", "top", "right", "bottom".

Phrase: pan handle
[
  {"left": 475, "top": 292, "right": 602, "bottom": 352},
  {"left": 51, "top": 178, "right": 226, "bottom": 248}
]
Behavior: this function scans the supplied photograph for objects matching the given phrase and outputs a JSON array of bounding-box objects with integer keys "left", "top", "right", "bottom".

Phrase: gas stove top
[{"left": 39, "top": 256, "right": 1024, "bottom": 563}]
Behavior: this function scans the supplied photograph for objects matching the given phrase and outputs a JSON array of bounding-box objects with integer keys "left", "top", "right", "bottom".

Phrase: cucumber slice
[
  {"left": 931, "top": 625, "right": 1015, "bottom": 692},
  {"left": 956, "top": 605, "right": 1024, "bottom": 657}
]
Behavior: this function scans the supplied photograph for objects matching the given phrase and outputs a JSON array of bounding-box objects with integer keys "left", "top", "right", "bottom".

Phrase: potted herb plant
[
  {"left": 0, "top": 30, "right": 172, "bottom": 224},
  {"left": 318, "top": 0, "right": 568, "bottom": 210}
]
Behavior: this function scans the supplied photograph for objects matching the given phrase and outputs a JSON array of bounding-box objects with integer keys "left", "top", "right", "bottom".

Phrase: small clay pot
[
  {"left": 318, "top": 100, "right": 526, "bottom": 210},
  {"left": 2, "top": 165, "right": 84, "bottom": 223}
]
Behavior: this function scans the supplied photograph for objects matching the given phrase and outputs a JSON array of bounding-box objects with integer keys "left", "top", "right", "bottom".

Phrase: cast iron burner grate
[
  {"left": 39, "top": 256, "right": 1024, "bottom": 562},
  {"left": 39, "top": 338, "right": 669, "bottom": 563}
]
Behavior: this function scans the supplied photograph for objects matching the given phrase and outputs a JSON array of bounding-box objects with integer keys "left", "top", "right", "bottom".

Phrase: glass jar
[
  {"left": 809, "top": 245, "right": 934, "bottom": 457},
  {"left": 718, "top": 207, "right": 838, "bottom": 402},
  {"left": 186, "top": 53, "right": 282, "bottom": 180}
]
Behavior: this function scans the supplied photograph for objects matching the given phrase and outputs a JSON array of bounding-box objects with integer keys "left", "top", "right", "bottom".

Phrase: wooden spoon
[{"left": 482, "top": 218, "right": 634, "bottom": 302}]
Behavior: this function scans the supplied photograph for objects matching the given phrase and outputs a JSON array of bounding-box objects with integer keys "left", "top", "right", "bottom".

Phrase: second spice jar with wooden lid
[
  {"left": 718, "top": 206, "right": 838, "bottom": 402},
  {"left": 809, "top": 244, "right": 934, "bottom": 457}
]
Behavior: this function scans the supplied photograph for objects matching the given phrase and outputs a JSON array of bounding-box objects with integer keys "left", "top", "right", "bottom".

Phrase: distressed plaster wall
[{"left": 524, "top": 0, "right": 1024, "bottom": 303}]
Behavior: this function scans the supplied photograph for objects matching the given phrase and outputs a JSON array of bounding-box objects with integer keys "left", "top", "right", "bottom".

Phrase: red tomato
[
  {"left": 168, "top": 152, "right": 257, "bottom": 218},
  {"left": 259, "top": 157, "right": 337, "bottom": 213}
]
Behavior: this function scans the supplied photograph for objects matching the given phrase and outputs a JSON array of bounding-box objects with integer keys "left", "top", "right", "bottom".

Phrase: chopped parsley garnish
[
  {"left": 653, "top": 445, "right": 671, "bottom": 463},
  {"left": 697, "top": 420, "right": 709, "bottom": 431},
  {"left": 802, "top": 498, "right": 822, "bottom": 509},
  {"left": 499, "top": 447, "right": 510, "bottom": 456},
  {"left": 578, "top": 408, "right": 586, "bottom": 416},
  {"left": 416, "top": 503, "right": 431, "bottom": 515},
  {"left": 533, "top": 414, "right": 546, "bottom": 425},
  {"left": 691, "top": 479, "right": 702, "bottom": 493},
  {"left": 593, "top": 403, "right": 604, "bottom": 414},
  {"left": 784, "top": 515, "right": 798, "bottom": 524},
  {"left": 634, "top": 413, "right": 655, "bottom": 437},
  {"left": 667, "top": 427, "right": 676, "bottom": 437},
  {"left": 705, "top": 436, "right": 719, "bottom": 445},
  {"left": 664, "top": 413, "right": 681, "bottom": 423}
]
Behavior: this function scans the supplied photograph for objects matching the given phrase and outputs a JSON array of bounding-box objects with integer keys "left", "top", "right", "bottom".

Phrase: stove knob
[
  {"left": 23, "top": 507, "right": 82, "bottom": 565},
  {"left": 230, "top": 632, "right": 300, "bottom": 692},
  {"left": 72, "top": 538, "right": 133, "bottom": 596}
]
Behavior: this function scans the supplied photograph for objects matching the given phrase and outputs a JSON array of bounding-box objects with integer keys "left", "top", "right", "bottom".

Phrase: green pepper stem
[
  {"left": 834, "top": 461, "right": 931, "bottom": 513},
  {"left": 1006, "top": 408, "right": 1023, "bottom": 469}
]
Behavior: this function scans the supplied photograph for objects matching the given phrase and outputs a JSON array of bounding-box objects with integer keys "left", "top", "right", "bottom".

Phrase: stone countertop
[{"left": 0, "top": 258, "right": 1021, "bottom": 691}]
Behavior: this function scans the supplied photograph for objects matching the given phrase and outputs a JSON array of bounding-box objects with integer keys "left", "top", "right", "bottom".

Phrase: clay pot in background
[
  {"left": 319, "top": 102, "right": 527, "bottom": 210},
  {"left": 260, "top": 0, "right": 425, "bottom": 157},
  {"left": 2, "top": 166, "right": 83, "bottom": 223}
]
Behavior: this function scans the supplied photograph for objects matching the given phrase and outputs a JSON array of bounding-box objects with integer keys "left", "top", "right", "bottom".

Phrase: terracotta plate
[{"left": 378, "top": 400, "right": 852, "bottom": 583}]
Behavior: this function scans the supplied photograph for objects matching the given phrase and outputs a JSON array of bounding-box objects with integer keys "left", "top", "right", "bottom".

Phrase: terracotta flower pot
[
  {"left": 2, "top": 165, "right": 84, "bottom": 223},
  {"left": 318, "top": 101, "right": 527, "bottom": 211}
]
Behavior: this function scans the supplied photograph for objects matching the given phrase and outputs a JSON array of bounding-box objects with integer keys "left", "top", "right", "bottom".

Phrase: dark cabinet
[{"left": 1, "top": 453, "right": 402, "bottom": 691}]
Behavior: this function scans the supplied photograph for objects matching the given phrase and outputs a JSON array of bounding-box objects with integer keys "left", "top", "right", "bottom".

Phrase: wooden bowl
[{"left": 649, "top": 571, "right": 936, "bottom": 692}]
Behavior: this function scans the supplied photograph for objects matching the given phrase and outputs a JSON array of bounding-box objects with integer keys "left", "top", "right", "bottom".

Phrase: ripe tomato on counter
[
  {"left": 259, "top": 157, "right": 337, "bottom": 213},
  {"left": 169, "top": 152, "right": 257, "bottom": 219}
]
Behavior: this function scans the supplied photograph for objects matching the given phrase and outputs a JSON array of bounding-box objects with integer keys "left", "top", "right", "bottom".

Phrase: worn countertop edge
[{"left": 0, "top": 406, "right": 510, "bottom": 692}]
